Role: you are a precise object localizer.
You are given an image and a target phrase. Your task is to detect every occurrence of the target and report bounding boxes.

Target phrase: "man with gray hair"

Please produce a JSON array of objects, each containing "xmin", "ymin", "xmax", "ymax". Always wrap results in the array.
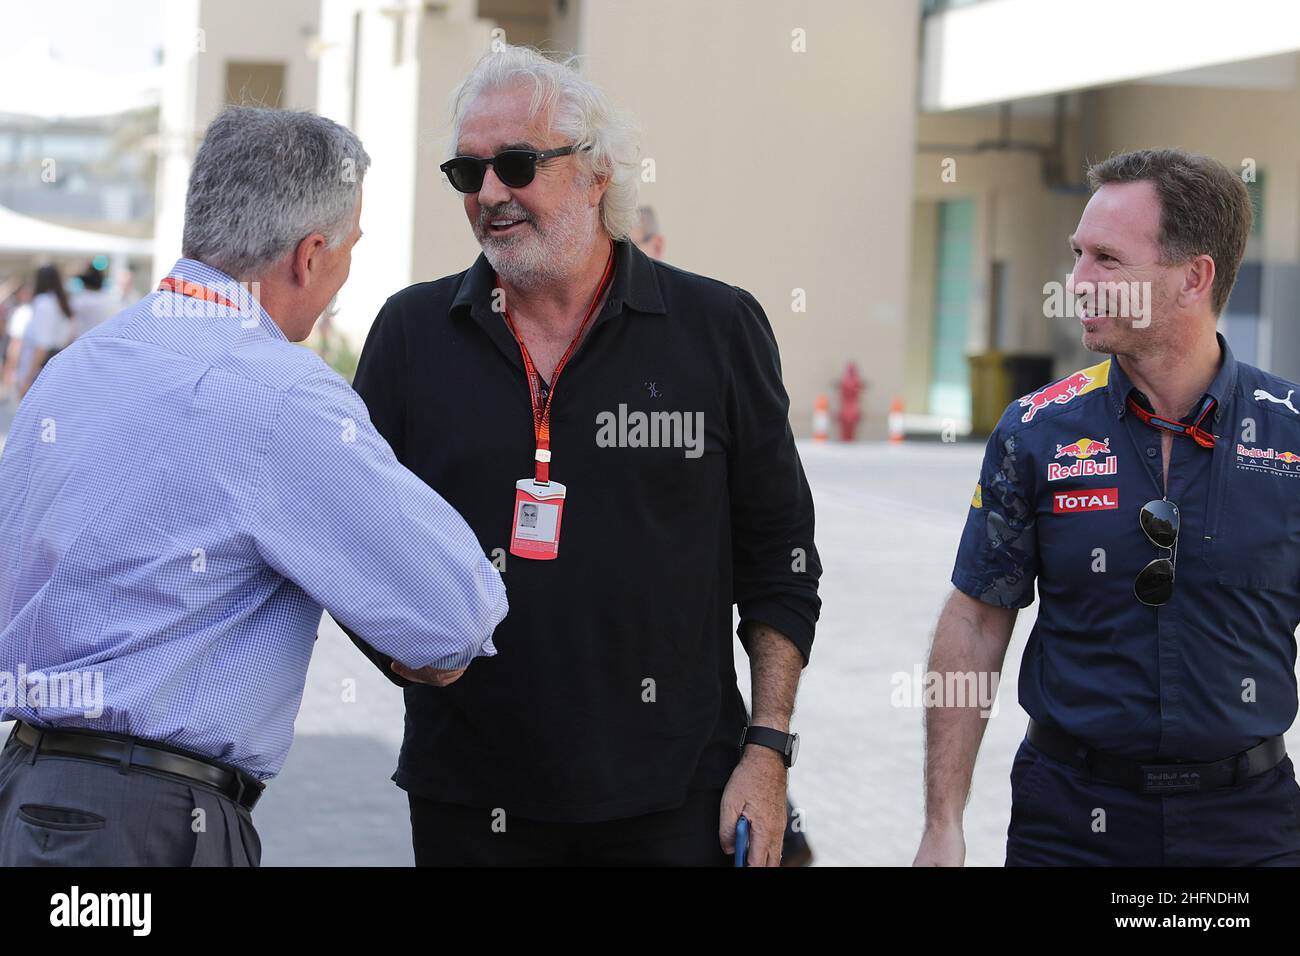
[
  {"xmin": 0, "ymin": 106, "xmax": 507, "ymax": 866},
  {"xmin": 353, "ymin": 46, "xmax": 821, "ymax": 866}
]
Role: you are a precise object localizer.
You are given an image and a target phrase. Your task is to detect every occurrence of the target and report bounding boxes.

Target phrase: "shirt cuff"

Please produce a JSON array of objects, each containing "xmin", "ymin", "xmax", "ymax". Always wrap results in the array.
[{"xmin": 737, "ymin": 602, "xmax": 816, "ymax": 665}]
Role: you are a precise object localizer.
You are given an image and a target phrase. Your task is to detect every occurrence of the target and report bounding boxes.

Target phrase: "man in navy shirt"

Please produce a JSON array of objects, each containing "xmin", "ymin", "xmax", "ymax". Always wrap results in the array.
[{"xmin": 916, "ymin": 148, "xmax": 1300, "ymax": 866}]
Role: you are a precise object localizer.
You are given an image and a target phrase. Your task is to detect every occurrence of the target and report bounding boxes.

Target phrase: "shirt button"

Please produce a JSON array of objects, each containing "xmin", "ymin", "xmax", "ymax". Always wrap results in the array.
[{"xmin": 1146, "ymin": 447, "xmax": 1158, "ymax": 458}]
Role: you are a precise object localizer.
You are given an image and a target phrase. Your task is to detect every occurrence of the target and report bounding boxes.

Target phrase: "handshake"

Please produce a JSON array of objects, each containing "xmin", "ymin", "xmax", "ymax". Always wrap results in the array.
[
  {"xmin": 337, "ymin": 620, "xmax": 473, "ymax": 689},
  {"xmin": 389, "ymin": 660, "xmax": 467, "ymax": 687}
]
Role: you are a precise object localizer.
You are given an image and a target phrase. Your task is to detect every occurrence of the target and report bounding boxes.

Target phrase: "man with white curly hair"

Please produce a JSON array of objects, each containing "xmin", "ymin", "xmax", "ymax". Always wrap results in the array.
[{"xmin": 351, "ymin": 45, "xmax": 821, "ymax": 866}]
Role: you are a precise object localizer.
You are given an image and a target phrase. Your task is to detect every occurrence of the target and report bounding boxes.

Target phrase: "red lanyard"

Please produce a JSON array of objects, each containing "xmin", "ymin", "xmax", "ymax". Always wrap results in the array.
[
  {"xmin": 1127, "ymin": 394, "xmax": 1218, "ymax": 449},
  {"xmin": 497, "ymin": 244, "xmax": 614, "ymax": 484},
  {"xmin": 157, "ymin": 277, "xmax": 237, "ymax": 309}
]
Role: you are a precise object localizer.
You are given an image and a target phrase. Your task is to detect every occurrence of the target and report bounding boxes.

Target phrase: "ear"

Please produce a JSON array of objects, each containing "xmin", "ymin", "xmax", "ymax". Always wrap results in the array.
[
  {"xmin": 292, "ymin": 232, "xmax": 330, "ymax": 287},
  {"xmin": 1180, "ymin": 253, "xmax": 1216, "ymax": 311},
  {"xmin": 586, "ymin": 170, "xmax": 610, "ymax": 208}
]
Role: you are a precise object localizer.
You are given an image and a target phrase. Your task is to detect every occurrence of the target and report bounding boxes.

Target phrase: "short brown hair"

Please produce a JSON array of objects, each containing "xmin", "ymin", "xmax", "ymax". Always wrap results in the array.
[{"xmin": 1086, "ymin": 148, "xmax": 1253, "ymax": 315}]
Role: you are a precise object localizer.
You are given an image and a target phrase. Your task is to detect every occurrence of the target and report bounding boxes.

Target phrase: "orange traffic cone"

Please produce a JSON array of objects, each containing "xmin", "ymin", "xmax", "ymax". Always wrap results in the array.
[
  {"xmin": 812, "ymin": 394, "xmax": 830, "ymax": 443},
  {"xmin": 888, "ymin": 397, "xmax": 904, "ymax": 444}
]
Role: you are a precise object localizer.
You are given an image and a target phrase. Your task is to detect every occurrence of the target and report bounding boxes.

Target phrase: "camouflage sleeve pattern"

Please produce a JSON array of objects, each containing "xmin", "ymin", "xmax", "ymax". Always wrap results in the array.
[{"xmin": 951, "ymin": 412, "xmax": 1038, "ymax": 608}]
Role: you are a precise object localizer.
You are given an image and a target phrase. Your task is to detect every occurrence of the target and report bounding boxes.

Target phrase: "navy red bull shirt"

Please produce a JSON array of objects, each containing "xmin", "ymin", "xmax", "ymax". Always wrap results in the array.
[{"xmin": 953, "ymin": 335, "xmax": 1300, "ymax": 760}]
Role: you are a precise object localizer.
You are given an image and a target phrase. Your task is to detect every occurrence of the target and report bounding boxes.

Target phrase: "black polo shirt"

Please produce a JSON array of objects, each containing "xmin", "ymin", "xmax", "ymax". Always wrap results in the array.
[{"xmin": 349, "ymin": 238, "xmax": 821, "ymax": 822}]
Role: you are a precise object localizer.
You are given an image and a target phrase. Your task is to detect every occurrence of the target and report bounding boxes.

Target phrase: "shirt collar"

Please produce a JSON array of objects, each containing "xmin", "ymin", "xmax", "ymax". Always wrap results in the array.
[
  {"xmin": 450, "ymin": 237, "xmax": 668, "ymax": 320},
  {"xmin": 161, "ymin": 258, "xmax": 285, "ymax": 341},
  {"xmin": 1106, "ymin": 331, "xmax": 1237, "ymax": 424}
]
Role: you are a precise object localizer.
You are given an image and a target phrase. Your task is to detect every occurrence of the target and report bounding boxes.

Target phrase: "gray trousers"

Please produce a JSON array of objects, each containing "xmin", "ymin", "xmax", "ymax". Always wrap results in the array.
[{"xmin": 0, "ymin": 732, "xmax": 261, "ymax": 866}]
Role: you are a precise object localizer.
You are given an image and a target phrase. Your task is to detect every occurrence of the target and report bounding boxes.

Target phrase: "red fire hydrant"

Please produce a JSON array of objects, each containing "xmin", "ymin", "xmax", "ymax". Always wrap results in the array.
[{"xmin": 837, "ymin": 362, "xmax": 863, "ymax": 441}]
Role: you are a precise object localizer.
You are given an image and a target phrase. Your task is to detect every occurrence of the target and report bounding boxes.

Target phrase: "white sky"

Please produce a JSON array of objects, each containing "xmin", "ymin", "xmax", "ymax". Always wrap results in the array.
[{"xmin": 0, "ymin": 0, "xmax": 164, "ymax": 72}]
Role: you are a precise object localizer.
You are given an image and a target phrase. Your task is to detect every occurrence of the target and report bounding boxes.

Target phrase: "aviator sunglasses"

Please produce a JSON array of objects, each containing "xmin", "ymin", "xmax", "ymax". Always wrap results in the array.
[
  {"xmin": 1135, "ymin": 498, "xmax": 1179, "ymax": 606},
  {"xmin": 440, "ymin": 143, "xmax": 590, "ymax": 193}
]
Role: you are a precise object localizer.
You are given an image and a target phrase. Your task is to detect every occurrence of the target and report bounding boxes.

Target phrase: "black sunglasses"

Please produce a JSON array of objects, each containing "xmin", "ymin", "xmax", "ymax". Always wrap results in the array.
[
  {"xmin": 1135, "ymin": 498, "xmax": 1179, "ymax": 606},
  {"xmin": 440, "ymin": 144, "xmax": 588, "ymax": 193}
]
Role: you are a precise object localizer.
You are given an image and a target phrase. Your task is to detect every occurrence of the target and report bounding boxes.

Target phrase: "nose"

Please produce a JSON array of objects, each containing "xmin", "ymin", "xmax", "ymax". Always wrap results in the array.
[
  {"xmin": 1069, "ymin": 257, "xmax": 1100, "ymax": 302},
  {"xmin": 477, "ymin": 164, "xmax": 512, "ymax": 207},
  {"xmin": 1072, "ymin": 258, "xmax": 1100, "ymax": 283}
]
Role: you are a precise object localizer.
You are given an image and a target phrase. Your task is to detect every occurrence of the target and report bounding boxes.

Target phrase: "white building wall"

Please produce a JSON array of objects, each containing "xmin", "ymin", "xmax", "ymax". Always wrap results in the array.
[
  {"xmin": 922, "ymin": 0, "xmax": 1300, "ymax": 111},
  {"xmin": 153, "ymin": 0, "xmax": 319, "ymax": 281},
  {"xmin": 317, "ymin": 0, "xmax": 497, "ymax": 344}
]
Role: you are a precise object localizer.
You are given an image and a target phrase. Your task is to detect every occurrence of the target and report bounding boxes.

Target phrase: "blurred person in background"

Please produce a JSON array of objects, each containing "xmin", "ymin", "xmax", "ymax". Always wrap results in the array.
[
  {"xmin": 352, "ymin": 45, "xmax": 821, "ymax": 867},
  {"xmin": 0, "ymin": 106, "xmax": 507, "ymax": 867},
  {"xmin": 17, "ymin": 264, "xmax": 73, "ymax": 396},
  {"xmin": 0, "ymin": 279, "xmax": 19, "ymax": 379},
  {"xmin": 113, "ymin": 263, "xmax": 141, "ymax": 307},
  {"xmin": 0, "ymin": 282, "xmax": 31, "ymax": 402},
  {"xmin": 69, "ymin": 263, "xmax": 119, "ymax": 341},
  {"xmin": 629, "ymin": 204, "xmax": 665, "ymax": 261}
]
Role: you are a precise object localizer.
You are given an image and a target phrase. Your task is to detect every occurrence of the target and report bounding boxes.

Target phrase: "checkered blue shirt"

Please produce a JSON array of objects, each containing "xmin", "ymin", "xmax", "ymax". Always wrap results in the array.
[{"xmin": 0, "ymin": 258, "xmax": 506, "ymax": 778}]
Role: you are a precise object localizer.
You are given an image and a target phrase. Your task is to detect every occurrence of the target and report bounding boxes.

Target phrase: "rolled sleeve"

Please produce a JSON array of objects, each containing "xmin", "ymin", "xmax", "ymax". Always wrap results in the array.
[
  {"xmin": 951, "ymin": 409, "xmax": 1038, "ymax": 609},
  {"xmin": 726, "ymin": 287, "xmax": 822, "ymax": 664},
  {"xmin": 249, "ymin": 367, "xmax": 507, "ymax": 670}
]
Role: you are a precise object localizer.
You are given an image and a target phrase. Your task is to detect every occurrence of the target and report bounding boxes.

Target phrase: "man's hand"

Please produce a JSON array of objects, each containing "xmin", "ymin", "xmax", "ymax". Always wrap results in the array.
[
  {"xmin": 719, "ymin": 746, "xmax": 788, "ymax": 866},
  {"xmin": 390, "ymin": 661, "xmax": 467, "ymax": 687},
  {"xmin": 913, "ymin": 822, "xmax": 965, "ymax": 866}
]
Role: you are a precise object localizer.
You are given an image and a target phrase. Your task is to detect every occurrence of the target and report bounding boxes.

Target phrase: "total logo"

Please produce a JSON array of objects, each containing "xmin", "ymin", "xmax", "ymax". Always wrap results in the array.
[
  {"xmin": 1047, "ymin": 437, "xmax": 1117, "ymax": 481},
  {"xmin": 1053, "ymin": 488, "xmax": 1119, "ymax": 514}
]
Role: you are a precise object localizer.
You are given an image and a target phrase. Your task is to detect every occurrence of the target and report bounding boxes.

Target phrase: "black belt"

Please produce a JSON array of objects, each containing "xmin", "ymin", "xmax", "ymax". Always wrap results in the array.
[
  {"xmin": 1027, "ymin": 719, "xmax": 1286, "ymax": 795},
  {"xmin": 10, "ymin": 720, "xmax": 264, "ymax": 811}
]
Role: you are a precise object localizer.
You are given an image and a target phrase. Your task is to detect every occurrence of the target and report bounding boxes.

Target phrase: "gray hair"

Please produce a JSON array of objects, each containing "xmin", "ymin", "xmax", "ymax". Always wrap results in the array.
[
  {"xmin": 449, "ymin": 46, "xmax": 641, "ymax": 240},
  {"xmin": 182, "ymin": 107, "xmax": 371, "ymax": 279}
]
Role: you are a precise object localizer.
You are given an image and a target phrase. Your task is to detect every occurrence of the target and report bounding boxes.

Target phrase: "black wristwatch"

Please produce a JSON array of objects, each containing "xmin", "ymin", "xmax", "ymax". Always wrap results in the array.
[{"xmin": 739, "ymin": 725, "xmax": 799, "ymax": 768}]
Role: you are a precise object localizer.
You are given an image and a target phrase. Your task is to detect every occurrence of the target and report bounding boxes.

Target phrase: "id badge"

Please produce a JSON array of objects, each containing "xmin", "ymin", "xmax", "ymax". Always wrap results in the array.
[{"xmin": 509, "ymin": 478, "xmax": 566, "ymax": 560}]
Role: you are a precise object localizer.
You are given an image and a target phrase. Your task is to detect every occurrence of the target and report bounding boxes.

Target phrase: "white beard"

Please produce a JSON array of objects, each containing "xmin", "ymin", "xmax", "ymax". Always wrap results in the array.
[{"xmin": 479, "ymin": 196, "xmax": 599, "ymax": 289}]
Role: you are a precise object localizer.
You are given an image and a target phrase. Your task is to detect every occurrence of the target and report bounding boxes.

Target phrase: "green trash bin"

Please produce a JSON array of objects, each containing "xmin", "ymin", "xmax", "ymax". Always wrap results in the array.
[{"xmin": 967, "ymin": 351, "xmax": 1008, "ymax": 436}]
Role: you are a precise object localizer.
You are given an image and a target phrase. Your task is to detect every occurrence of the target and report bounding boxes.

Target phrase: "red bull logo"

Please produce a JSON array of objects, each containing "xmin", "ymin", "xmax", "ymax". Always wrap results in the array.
[
  {"xmin": 1055, "ymin": 437, "xmax": 1110, "ymax": 459},
  {"xmin": 1019, "ymin": 371, "xmax": 1095, "ymax": 423},
  {"xmin": 1048, "ymin": 437, "xmax": 1116, "ymax": 481},
  {"xmin": 1236, "ymin": 444, "xmax": 1300, "ymax": 463},
  {"xmin": 1235, "ymin": 443, "xmax": 1300, "ymax": 479},
  {"xmin": 1052, "ymin": 488, "xmax": 1119, "ymax": 513}
]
